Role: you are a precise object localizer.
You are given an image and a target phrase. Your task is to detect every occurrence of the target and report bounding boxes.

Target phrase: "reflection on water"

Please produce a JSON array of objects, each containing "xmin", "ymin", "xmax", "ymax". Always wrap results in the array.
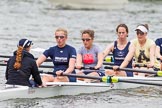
[{"xmin": 1, "ymin": 0, "xmax": 162, "ymax": 107}]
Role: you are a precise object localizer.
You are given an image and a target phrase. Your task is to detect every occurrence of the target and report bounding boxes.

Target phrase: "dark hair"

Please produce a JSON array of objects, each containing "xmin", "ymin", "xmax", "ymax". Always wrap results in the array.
[
  {"xmin": 116, "ymin": 24, "xmax": 129, "ymax": 33},
  {"xmin": 81, "ymin": 29, "xmax": 95, "ymax": 39}
]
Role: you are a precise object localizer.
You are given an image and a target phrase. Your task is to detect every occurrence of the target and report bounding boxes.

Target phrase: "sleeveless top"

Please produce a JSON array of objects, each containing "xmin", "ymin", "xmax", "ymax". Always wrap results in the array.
[{"xmin": 113, "ymin": 41, "xmax": 132, "ymax": 68}]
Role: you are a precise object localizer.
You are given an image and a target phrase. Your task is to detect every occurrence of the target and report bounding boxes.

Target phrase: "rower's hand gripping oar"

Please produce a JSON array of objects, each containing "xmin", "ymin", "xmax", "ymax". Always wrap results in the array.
[{"xmin": 104, "ymin": 65, "xmax": 162, "ymax": 77}]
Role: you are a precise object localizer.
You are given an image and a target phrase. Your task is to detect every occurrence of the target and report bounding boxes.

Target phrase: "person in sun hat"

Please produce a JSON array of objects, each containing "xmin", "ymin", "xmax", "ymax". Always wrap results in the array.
[
  {"xmin": 36, "ymin": 28, "xmax": 77, "ymax": 84},
  {"xmin": 131, "ymin": 24, "xmax": 160, "ymax": 76},
  {"xmin": 75, "ymin": 29, "xmax": 105, "ymax": 83},
  {"xmin": 103, "ymin": 24, "xmax": 135, "ymax": 77},
  {"xmin": 5, "ymin": 38, "xmax": 44, "ymax": 87}
]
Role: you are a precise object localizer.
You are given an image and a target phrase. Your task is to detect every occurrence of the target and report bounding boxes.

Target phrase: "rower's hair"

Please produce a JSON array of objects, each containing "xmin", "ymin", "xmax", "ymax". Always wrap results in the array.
[
  {"xmin": 81, "ymin": 29, "xmax": 95, "ymax": 39},
  {"xmin": 14, "ymin": 46, "xmax": 23, "ymax": 69},
  {"xmin": 55, "ymin": 28, "xmax": 68, "ymax": 37},
  {"xmin": 116, "ymin": 24, "xmax": 129, "ymax": 33}
]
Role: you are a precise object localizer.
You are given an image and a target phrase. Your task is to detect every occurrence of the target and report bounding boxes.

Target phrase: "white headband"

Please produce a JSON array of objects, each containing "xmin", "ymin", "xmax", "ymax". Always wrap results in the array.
[
  {"xmin": 22, "ymin": 39, "xmax": 29, "ymax": 48},
  {"xmin": 136, "ymin": 25, "xmax": 148, "ymax": 33}
]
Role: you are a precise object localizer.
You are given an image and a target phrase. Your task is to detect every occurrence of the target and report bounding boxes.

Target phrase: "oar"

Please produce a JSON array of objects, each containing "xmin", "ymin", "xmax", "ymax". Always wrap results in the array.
[
  {"xmin": 103, "ymin": 62, "xmax": 148, "ymax": 67},
  {"xmin": 0, "ymin": 63, "xmax": 54, "ymax": 68},
  {"xmin": 39, "ymin": 71, "xmax": 162, "ymax": 86},
  {"xmin": 103, "ymin": 62, "xmax": 114, "ymax": 65},
  {"xmin": 0, "ymin": 63, "xmax": 103, "ymax": 73},
  {"xmin": 104, "ymin": 65, "xmax": 162, "ymax": 76},
  {"xmin": 0, "ymin": 57, "xmax": 52, "ymax": 63}
]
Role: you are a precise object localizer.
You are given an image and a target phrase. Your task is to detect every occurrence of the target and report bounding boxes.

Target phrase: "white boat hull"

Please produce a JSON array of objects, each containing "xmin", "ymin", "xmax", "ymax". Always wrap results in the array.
[
  {"xmin": 49, "ymin": 0, "xmax": 128, "ymax": 10},
  {"xmin": 0, "ymin": 81, "xmax": 144, "ymax": 101}
]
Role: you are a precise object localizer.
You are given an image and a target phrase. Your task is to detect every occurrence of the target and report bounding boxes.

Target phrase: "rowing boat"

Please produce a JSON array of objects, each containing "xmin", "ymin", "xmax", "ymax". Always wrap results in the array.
[{"xmin": 0, "ymin": 80, "xmax": 151, "ymax": 101}]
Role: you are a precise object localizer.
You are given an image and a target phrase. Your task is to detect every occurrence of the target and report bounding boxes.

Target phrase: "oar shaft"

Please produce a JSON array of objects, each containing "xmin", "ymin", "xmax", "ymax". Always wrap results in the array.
[
  {"xmin": 118, "ymin": 79, "xmax": 162, "ymax": 86},
  {"xmin": 0, "ymin": 55, "xmax": 52, "ymax": 62},
  {"xmin": 103, "ymin": 62, "xmax": 114, "ymax": 65},
  {"xmin": 63, "ymin": 73, "xmax": 102, "ymax": 80},
  {"xmin": 40, "ymin": 71, "xmax": 102, "ymax": 80},
  {"xmin": 104, "ymin": 66, "xmax": 158, "ymax": 74}
]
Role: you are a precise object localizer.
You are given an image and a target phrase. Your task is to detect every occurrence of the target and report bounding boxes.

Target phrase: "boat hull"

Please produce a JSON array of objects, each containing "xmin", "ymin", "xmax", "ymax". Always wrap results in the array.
[{"xmin": 0, "ymin": 81, "xmax": 143, "ymax": 101}]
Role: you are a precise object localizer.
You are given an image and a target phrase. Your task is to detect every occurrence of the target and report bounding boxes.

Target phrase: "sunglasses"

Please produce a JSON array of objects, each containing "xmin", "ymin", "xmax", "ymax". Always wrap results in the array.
[
  {"xmin": 136, "ymin": 31, "xmax": 144, "ymax": 35},
  {"xmin": 82, "ymin": 38, "xmax": 91, "ymax": 42},
  {"xmin": 55, "ymin": 36, "xmax": 65, "ymax": 39}
]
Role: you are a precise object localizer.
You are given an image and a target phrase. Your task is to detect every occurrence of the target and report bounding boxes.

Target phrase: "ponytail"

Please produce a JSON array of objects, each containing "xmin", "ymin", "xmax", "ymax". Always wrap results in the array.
[{"xmin": 14, "ymin": 46, "xmax": 23, "ymax": 69}]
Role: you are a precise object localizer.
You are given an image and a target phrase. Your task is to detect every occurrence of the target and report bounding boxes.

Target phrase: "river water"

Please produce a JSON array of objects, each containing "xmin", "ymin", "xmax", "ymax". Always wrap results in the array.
[{"xmin": 0, "ymin": 0, "xmax": 162, "ymax": 107}]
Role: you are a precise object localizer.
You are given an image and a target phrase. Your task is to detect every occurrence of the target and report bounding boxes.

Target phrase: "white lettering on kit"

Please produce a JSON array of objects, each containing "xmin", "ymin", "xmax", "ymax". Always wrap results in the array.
[{"xmin": 55, "ymin": 57, "xmax": 67, "ymax": 62}]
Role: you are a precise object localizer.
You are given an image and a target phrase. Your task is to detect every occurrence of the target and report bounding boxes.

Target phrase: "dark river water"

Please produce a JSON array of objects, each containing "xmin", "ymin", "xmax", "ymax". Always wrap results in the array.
[{"xmin": 0, "ymin": 0, "xmax": 162, "ymax": 107}]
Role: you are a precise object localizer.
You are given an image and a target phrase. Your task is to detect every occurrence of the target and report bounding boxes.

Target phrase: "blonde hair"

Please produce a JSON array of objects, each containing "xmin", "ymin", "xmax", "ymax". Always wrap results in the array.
[
  {"xmin": 55, "ymin": 28, "xmax": 68, "ymax": 36},
  {"xmin": 14, "ymin": 46, "xmax": 23, "ymax": 69}
]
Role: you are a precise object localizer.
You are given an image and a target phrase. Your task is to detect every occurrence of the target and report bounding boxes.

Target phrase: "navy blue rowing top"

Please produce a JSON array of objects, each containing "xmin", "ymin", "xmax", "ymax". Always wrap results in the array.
[
  {"xmin": 113, "ymin": 41, "xmax": 132, "ymax": 68},
  {"xmin": 43, "ymin": 44, "xmax": 77, "ymax": 73},
  {"xmin": 155, "ymin": 38, "xmax": 162, "ymax": 55}
]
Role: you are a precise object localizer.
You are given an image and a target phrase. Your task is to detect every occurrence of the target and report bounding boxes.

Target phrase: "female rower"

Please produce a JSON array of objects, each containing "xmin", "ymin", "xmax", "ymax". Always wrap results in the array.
[
  {"xmin": 36, "ymin": 28, "xmax": 77, "ymax": 84},
  {"xmin": 75, "ymin": 29, "xmax": 104, "ymax": 82},
  {"xmin": 155, "ymin": 38, "xmax": 162, "ymax": 70},
  {"xmin": 103, "ymin": 24, "xmax": 135, "ymax": 77},
  {"xmin": 5, "ymin": 39, "xmax": 43, "ymax": 87},
  {"xmin": 132, "ymin": 24, "xmax": 160, "ymax": 76}
]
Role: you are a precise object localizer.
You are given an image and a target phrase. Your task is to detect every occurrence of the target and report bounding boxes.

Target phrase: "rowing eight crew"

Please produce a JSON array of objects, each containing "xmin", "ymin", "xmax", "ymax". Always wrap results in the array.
[{"xmin": 5, "ymin": 24, "xmax": 162, "ymax": 87}]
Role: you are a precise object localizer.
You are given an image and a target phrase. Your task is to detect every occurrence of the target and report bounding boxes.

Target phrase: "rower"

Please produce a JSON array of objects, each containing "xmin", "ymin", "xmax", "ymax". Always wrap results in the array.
[
  {"xmin": 103, "ymin": 23, "xmax": 135, "ymax": 77},
  {"xmin": 5, "ymin": 39, "xmax": 44, "ymax": 88},
  {"xmin": 75, "ymin": 29, "xmax": 105, "ymax": 83},
  {"xmin": 132, "ymin": 24, "xmax": 161, "ymax": 76}
]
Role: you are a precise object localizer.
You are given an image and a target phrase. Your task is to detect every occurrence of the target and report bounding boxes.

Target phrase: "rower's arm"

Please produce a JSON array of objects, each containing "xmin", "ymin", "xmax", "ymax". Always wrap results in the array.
[
  {"xmin": 36, "ymin": 54, "xmax": 47, "ymax": 67},
  {"xmin": 96, "ymin": 52, "xmax": 104, "ymax": 69},
  {"xmin": 103, "ymin": 43, "xmax": 114, "ymax": 58},
  {"xmin": 75, "ymin": 54, "xmax": 83, "ymax": 68},
  {"xmin": 120, "ymin": 43, "xmax": 135, "ymax": 68},
  {"xmin": 65, "ymin": 58, "xmax": 76, "ymax": 74},
  {"xmin": 149, "ymin": 44, "xmax": 156, "ymax": 67}
]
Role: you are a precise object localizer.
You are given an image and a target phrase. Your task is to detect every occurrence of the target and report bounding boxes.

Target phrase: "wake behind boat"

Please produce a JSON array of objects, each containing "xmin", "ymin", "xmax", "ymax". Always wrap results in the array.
[{"xmin": 49, "ymin": 0, "xmax": 128, "ymax": 10}]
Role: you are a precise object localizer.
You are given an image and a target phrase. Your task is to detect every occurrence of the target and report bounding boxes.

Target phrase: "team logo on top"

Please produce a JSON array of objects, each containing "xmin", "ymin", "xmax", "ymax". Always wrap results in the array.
[
  {"xmin": 60, "ymin": 50, "xmax": 63, "ymax": 53},
  {"xmin": 117, "ymin": 51, "xmax": 125, "ymax": 56}
]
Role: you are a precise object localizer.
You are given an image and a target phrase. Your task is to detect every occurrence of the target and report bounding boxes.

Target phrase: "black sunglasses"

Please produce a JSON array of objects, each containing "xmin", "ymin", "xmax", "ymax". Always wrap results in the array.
[
  {"xmin": 136, "ymin": 31, "xmax": 144, "ymax": 35},
  {"xmin": 55, "ymin": 36, "xmax": 65, "ymax": 39},
  {"xmin": 82, "ymin": 38, "xmax": 91, "ymax": 42}
]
